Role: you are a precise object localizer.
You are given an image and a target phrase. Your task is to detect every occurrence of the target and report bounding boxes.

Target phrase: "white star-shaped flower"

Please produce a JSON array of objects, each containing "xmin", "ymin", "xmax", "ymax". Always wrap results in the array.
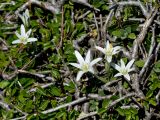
[
  {"xmin": 113, "ymin": 59, "xmax": 135, "ymax": 81},
  {"xmin": 70, "ymin": 50, "xmax": 102, "ymax": 81},
  {"xmin": 18, "ymin": 9, "xmax": 30, "ymax": 27},
  {"xmin": 95, "ymin": 41, "xmax": 121, "ymax": 63},
  {"xmin": 12, "ymin": 24, "xmax": 37, "ymax": 45}
]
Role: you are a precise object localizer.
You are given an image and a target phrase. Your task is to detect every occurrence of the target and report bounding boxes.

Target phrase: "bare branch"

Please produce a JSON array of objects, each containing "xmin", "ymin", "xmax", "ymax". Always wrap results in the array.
[
  {"xmin": 132, "ymin": 8, "xmax": 158, "ymax": 59},
  {"xmin": 77, "ymin": 93, "xmax": 135, "ymax": 120},
  {"xmin": 28, "ymin": 82, "xmax": 54, "ymax": 93},
  {"xmin": 77, "ymin": 111, "xmax": 97, "ymax": 120},
  {"xmin": 108, "ymin": 93, "xmax": 135, "ymax": 109},
  {"xmin": 15, "ymin": 0, "xmax": 60, "ymax": 15},
  {"xmin": 10, "ymin": 115, "xmax": 27, "ymax": 120},
  {"xmin": 0, "ymin": 101, "xmax": 11, "ymax": 111},
  {"xmin": 117, "ymin": 1, "xmax": 149, "ymax": 17},
  {"xmin": 72, "ymin": 0, "xmax": 100, "ymax": 11},
  {"xmin": 39, "ymin": 97, "xmax": 88, "ymax": 114}
]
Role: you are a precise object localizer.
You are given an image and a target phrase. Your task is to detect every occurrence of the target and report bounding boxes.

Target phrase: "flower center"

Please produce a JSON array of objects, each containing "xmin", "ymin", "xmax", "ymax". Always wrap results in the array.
[
  {"xmin": 21, "ymin": 36, "xmax": 27, "ymax": 42},
  {"xmin": 105, "ymin": 43, "xmax": 113, "ymax": 56},
  {"xmin": 82, "ymin": 63, "xmax": 89, "ymax": 72},
  {"xmin": 120, "ymin": 69, "xmax": 128, "ymax": 75},
  {"xmin": 105, "ymin": 49, "xmax": 112, "ymax": 56}
]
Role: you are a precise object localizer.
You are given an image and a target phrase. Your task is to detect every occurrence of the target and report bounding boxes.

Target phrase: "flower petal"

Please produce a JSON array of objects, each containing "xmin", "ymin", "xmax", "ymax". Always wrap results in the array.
[
  {"xmin": 75, "ymin": 51, "xmax": 84, "ymax": 64},
  {"xmin": 106, "ymin": 55, "xmax": 112, "ymax": 63},
  {"xmin": 126, "ymin": 59, "xmax": 135, "ymax": 69},
  {"xmin": 105, "ymin": 41, "xmax": 110, "ymax": 48},
  {"xmin": 111, "ymin": 63, "xmax": 121, "ymax": 71},
  {"xmin": 27, "ymin": 38, "xmax": 37, "ymax": 42},
  {"xmin": 24, "ymin": 9, "xmax": 29, "ymax": 18},
  {"xmin": 76, "ymin": 71, "xmax": 85, "ymax": 81},
  {"xmin": 15, "ymin": 31, "xmax": 21, "ymax": 39},
  {"xmin": 22, "ymin": 41, "xmax": 28, "ymax": 45},
  {"xmin": 85, "ymin": 50, "xmax": 91, "ymax": 64},
  {"xmin": 114, "ymin": 73, "xmax": 123, "ymax": 77},
  {"xmin": 90, "ymin": 58, "xmax": 102, "ymax": 66},
  {"xmin": 18, "ymin": 14, "xmax": 25, "ymax": 24},
  {"xmin": 128, "ymin": 68, "xmax": 135, "ymax": 73},
  {"xmin": 95, "ymin": 46, "xmax": 105, "ymax": 54},
  {"xmin": 20, "ymin": 24, "xmax": 26, "ymax": 36},
  {"xmin": 120, "ymin": 59, "xmax": 125, "ymax": 69},
  {"xmin": 69, "ymin": 63, "xmax": 81, "ymax": 69},
  {"xmin": 12, "ymin": 39, "xmax": 21, "ymax": 44},
  {"xmin": 26, "ymin": 29, "xmax": 32, "ymax": 37},
  {"xmin": 89, "ymin": 66, "xmax": 94, "ymax": 74},
  {"xmin": 124, "ymin": 74, "xmax": 130, "ymax": 81},
  {"xmin": 113, "ymin": 46, "xmax": 121, "ymax": 54}
]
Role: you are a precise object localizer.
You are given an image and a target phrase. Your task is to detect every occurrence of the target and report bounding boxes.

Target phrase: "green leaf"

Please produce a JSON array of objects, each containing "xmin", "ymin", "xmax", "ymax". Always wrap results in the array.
[
  {"xmin": 87, "ymin": 13, "xmax": 93, "ymax": 19},
  {"xmin": 25, "ymin": 100, "xmax": 34, "ymax": 112},
  {"xmin": 69, "ymin": 110, "xmax": 78, "ymax": 120},
  {"xmin": 56, "ymin": 111, "xmax": 66, "ymax": 118},
  {"xmin": 154, "ymin": 60, "xmax": 160, "ymax": 72},
  {"xmin": 18, "ymin": 92, "xmax": 26, "ymax": 103},
  {"xmin": 102, "ymin": 99, "xmax": 111, "ymax": 108},
  {"xmin": 146, "ymin": 90, "xmax": 153, "ymax": 98},
  {"xmin": 66, "ymin": 95, "xmax": 72, "ymax": 103},
  {"xmin": 51, "ymin": 100, "xmax": 57, "ymax": 107},
  {"xmin": 116, "ymin": 108, "xmax": 125, "ymax": 116},
  {"xmin": 128, "ymin": 33, "xmax": 136, "ymax": 39},
  {"xmin": 112, "ymin": 29, "xmax": 124, "ymax": 37},
  {"xmin": 40, "ymin": 100, "xmax": 50, "ymax": 110},
  {"xmin": 130, "ymin": 107, "xmax": 138, "ymax": 114},
  {"xmin": 50, "ymin": 86, "xmax": 61, "ymax": 96},
  {"xmin": 149, "ymin": 98, "xmax": 157, "ymax": 106},
  {"xmin": 125, "ymin": 26, "xmax": 131, "ymax": 33},
  {"xmin": 0, "ymin": 81, "xmax": 10, "ymax": 89},
  {"xmin": 64, "ymin": 82, "xmax": 75, "ymax": 93},
  {"xmin": 126, "ymin": 114, "xmax": 131, "ymax": 120},
  {"xmin": 51, "ymin": 69, "xmax": 60, "ymax": 79},
  {"xmin": 76, "ymin": 23, "xmax": 84, "ymax": 33},
  {"xmin": 98, "ymin": 108, "xmax": 106, "ymax": 115},
  {"xmin": 135, "ymin": 60, "xmax": 145, "ymax": 67},
  {"xmin": 19, "ymin": 78, "xmax": 34, "ymax": 88},
  {"xmin": 150, "ymin": 80, "xmax": 160, "ymax": 90},
  {"xmin": 49, "ymin": 54, "xmax": 61, "ymax": 64},
  {"xmin": 36, "ymin": 87, "xmax": 47, "ymax": 96}
]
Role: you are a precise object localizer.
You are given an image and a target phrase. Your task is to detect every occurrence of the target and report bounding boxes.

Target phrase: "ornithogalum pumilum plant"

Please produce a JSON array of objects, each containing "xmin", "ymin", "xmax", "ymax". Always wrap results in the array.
[
  {"xmin": 112, "ymin": 59, "xmax": 135, "ymax": 81},
  {"xmin": 18, "ymin": 9, "xmax": 30, "ymax": 27},
  {"xmin": 12, "ymin": 24, "xmax": 37, "ymax": 45},
  {"xmin": 70, "ymin": 50, "xmax": 102, "ymax": 81},
  {"xmin": 3, "ymin": 1, "xmax": 160, "ymax": 119},
  {"xmin": 95, "ymin": 41, "xmax": 121, "ymax": 63}
]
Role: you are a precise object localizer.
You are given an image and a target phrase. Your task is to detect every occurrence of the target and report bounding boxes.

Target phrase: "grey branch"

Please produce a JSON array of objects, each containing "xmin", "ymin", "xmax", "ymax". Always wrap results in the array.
[
  {"xmin": 139, "ymin": 54, "xmax": 154, "ymax": 85},
  {"xmin": 77, "ymin": 111, "xmax": 97, "ymax": 120},
  {"xmin": 37, "ymin": 94, "xmax": 114, "ymax": 115},
  {"xmin": 108, "ymin": 93, "xmax": 135, "ymax": 109},
  {"xmin": 117, "ymin": 1, "xmax": 148, "ymax": 17},
  {"xmin": 40, "ymin": 97, "xmax": 88, "ymax": 114},
  {"xmin": 77, "ymin": 93, "xmax": 135, "ymax": 120},
  {"xmin": 0, "ymin": 101, "xmax": 11, "ymax": 111},
  {"xmin": 10, "ymin": 115, "xmax": 27, "ymax": 120},
  {"xmin": 132, "ymin": 8, "xmax": 158, "ymax": 59},
  {"xmin": 28, "ymin": 82, "xmax": 54, "ymax": 93},
  {"xmin": 15, "ymin": 0, "xmax": 60, "ymax": 15},
  {"xmin": 72, "ymin": 0, "xmax": 100, "ymax": 11}
]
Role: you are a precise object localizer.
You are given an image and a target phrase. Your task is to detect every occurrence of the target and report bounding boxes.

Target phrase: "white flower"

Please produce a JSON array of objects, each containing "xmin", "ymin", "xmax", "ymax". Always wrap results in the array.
[
  {"xmin": 95, "ymin": 41, "xmax": 121, "ymax": 63},
  {"xmin": 12, "ymin": 24, "xmax": 37, "ymax": 45},
  {"xmin": 18, "ymin": 9, "xmax": 30, "ymax": 27},
  {"xmin": 113, "ymin": 59, "xmax": 135, "ymax": 81},
  {"xmin": 70, "ymin": 50, "xmax": 102, "ymax": 81}
]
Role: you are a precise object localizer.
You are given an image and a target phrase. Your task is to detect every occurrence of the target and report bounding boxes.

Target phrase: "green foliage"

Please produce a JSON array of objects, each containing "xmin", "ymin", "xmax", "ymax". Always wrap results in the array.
[{"xmin": 0, "ymin": 0, "xmax": 160, "ymax": 120}]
